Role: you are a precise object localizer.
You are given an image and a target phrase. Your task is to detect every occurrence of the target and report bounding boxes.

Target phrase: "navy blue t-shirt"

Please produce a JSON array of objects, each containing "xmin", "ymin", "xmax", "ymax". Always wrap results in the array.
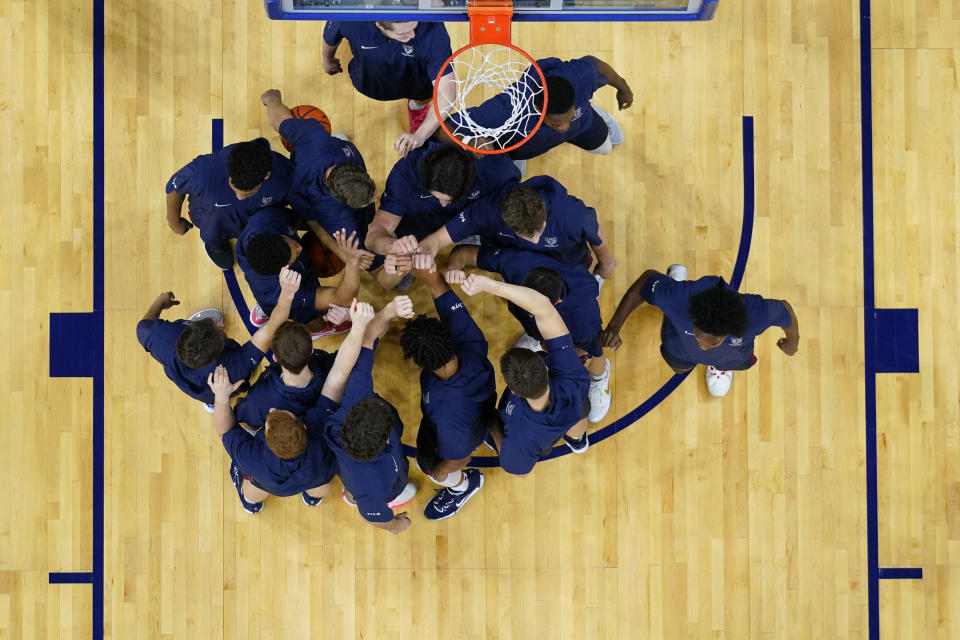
[
  {"xmin": 221, "ymin": 422, "xmax": 337, "ymax": 497},
  {"xmin": 380, "ymin": 140, "xmax": 520, "ymax": 241},
  {"xmin": 234, "ymin": 350, "xmax": 337, "ymax": 428},
  {"xmin": 451, "ymin": 57, "xmax": 609, "ymax": 160},
  {"xmin": 279, "ymin": 118, "xmax": 375, "ymax": 241},
  {"xmin": 445, "ymin": 176, "xmax": 601, "ymax": 265},
  {"xmin": 136, "ymin": 319, "xmax": 265, "ymax": 403},
  {"xmin": 165, "ymin": 139, "xmax": 295, "ymax": 244},
  {"xmin": 643, "ymin": 274, "xmax": 792, "ymax": 368},
  {"xmin": 322, "ymin": 21, "xmax": 452, "ymax": 102},
  {"xmin": 498, "ymin": 334, "xmax": 591, "ymax": 475},
  {"xmin": 419, "ymin": 290, "xmax": 497, "ymax": 460},
  {"xmin": 309, "ymin": 347, "xmax": 409, "ymax": 523},
  {"xmin": 234, "ymin": 207, "xmax": 322, "ymax": 325},
  {"xmin": 476, "ymin": 247, "xmax": 601, "ymax": 349}
]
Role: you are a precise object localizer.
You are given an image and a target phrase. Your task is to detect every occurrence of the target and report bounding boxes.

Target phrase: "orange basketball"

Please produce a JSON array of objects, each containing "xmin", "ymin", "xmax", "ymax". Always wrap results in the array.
[
  {"xmin": 280, "ymin": 105, "xmax": 332, "ymax": 152},
  {"xmin": 300, "ymin": 230, "xmax": 345, "ymax": 278}
]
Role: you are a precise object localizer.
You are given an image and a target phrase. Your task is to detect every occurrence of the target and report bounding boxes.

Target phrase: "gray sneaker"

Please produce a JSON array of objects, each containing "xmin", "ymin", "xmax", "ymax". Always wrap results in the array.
[
  {"xmin": 666, "ymin": 264, "xmax": 688, "ymax": 282},
  {"xmin": 189, "ymin": 308, "xmax": 224, "ymax": 324}
]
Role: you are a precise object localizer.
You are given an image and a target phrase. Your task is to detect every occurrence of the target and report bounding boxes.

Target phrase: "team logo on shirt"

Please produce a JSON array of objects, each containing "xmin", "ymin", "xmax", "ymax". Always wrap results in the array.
[
  {"xmin": 543, "ymin": 236, "xmax": 558, "ymax": 247},
  {"xmin": 730, "ymin": 337, "xmax": 743, "ymax": 345},
  {"xmin": 342, "ymin": 146, "xmax": 354, "ymax": 158},
  {"xmin": 505, "ymin": 402, "xmax": 515, "ymax": 416},
  {"xmin": 572, "ymin": 107, "xmax": 583, "ymax": 121},
  {"xmin": 450, "ymin": 302, "xmax": 464, "ymax": 312},
  {"xmin": 401, "ymin": 44, "xmax": 415, "ymax": 56},
  {"xmin": 261, "ymin": 196, "xmax": 274, "ymax": 205},
  {"xmin": 468, "ymin": 190, "xmax": 481, "ymax": 199},
  {"xmin": 458, "ymin": 212, "xmax": 468, "ymax": 223}
]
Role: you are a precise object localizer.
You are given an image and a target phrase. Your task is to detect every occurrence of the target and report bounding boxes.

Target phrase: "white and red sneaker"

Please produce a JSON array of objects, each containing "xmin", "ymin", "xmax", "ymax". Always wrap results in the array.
[
  {"xmin": 249, "ymin": 304, "xmax": 269, "ymax": 327},
  {"xmin": 705, "ymin": 365, "xmax": 733, "ymax": 397},
  {"xmin": 388, "ymin": 482, "xmax": 418, "ymax": 509},
  {"xmin": 311, "ymin": 320, "xmax": 352, "ymax": 340}
]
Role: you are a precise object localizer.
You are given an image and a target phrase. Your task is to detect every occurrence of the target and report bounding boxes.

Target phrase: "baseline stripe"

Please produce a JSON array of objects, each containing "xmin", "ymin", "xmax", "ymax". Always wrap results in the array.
[
  {"xmin": 878, "ymin": 567, "xmax": 923, "ymax": 580},
  {"xmin": 49, "ymin": 572, "xmax": 94, "ymax": 584}
]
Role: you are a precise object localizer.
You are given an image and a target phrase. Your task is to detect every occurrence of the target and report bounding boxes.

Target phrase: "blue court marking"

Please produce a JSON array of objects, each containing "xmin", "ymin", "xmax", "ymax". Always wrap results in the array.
[
  {"xmin": 872, "ymin": 308, "xmax": 919, "ymax": 374},
  {"xmin": 46, "ymin": 2, "xmax": 105, "ymax": 640},
  {"xmin": 49, "ymin": 313, "xmax": 96, "ymax": 377},
  {"xmin": 859, "ymin": 2, "xmax": 923, "ymax": 638}
]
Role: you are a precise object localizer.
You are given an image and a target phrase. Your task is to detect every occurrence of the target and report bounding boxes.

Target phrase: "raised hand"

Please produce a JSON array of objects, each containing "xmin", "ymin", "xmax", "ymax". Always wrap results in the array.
[
  {"xmin": 260, "ymin": 89, "xmax": 282, "ymax": 105},
  {"xmin": 386, "ymin": 295, "xmax": 415, "ymax": 319},
  {"xmin": 444, "ymin": 269, "xmax": 466, "ymax": 285},
  {"xmin": 334, "ymin": 228, "xmax": 376, "ymax": 270},
  {"xmin": 323, "ymin": 303, "xmax": 349, "ymax": 326},
  {"xmin": 154, "ymin": 292, "xmax": 180, "ymax": 310},
  {"xmin": 599, "ymin": 327, "xmax": 622, "ymax": 351},
  {"xmin": 390, "ymin": 235, "xmax": 421, "ymax": 256},
  {"xmin": 384, "ymin": 253, "xmax": 413, "ymax": 276},
  {"xmin": 206, "ymin": 364, "xmax": 245, "ymax": 400},
  {"xmin": 411, "ymin": 252, "xmax": 436, "ymax": 274},
  {"xmin": 460, "ymin": 273, "xmax": 495, "ymax": 297},
  {"xmin": 278, "ymin": 265, "xmax": 302, "ymax": 296},
  {"xmin": 349, "ymin": 298, "xmax": 376, "ymax": 331}
]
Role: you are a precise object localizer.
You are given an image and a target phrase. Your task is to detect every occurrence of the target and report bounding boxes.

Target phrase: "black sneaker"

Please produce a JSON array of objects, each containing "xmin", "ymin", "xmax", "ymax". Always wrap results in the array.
[
  {"xmin": 562, "ymin": 432, "xmax": 590, "ymax": 454},
  {"xmin": 301, "ymin": 491, "xmax": 323, "ymax": 507},
  {"xmin": 203, "ymin": 241, "xmax": 235, "ymax": 270},
  {"xmin": 423, "ymin": 469, "xmax": 484, "ymax": 521},
  {"xmin": 229, "ymin": 460, "xmax": 263, "ymax": 514}
]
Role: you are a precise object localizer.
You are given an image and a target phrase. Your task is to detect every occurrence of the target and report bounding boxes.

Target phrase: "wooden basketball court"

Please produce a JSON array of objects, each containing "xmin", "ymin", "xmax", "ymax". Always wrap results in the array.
[{"xmin": 2, "ymin": 0, "xmax": 957, "ymax": 637}]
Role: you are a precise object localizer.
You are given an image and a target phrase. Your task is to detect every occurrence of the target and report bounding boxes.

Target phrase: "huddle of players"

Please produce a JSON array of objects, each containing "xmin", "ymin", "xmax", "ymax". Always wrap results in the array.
[{"xmin": 141, "ymin": 20, "xmax": 801, "ymax": 532}]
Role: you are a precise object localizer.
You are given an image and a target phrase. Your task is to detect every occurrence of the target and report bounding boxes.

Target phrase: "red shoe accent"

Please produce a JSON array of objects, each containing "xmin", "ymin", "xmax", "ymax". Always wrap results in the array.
[
  {"xmin": 311, "ymin": 320, "xmax": 352, "ymax": 339},
  {"xmin": 407, "ymin": 101, "xmax": 430, "ymax": 133}
]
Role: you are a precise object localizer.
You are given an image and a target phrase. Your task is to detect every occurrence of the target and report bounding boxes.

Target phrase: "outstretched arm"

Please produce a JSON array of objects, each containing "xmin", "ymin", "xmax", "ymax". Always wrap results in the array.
[
  {"xmin": 314, "ymin": 230, "xmax": 371, "ymax": 310},
  {"xmin": 362, "ymin": 295, "xmax": 416, "ymax": 349},
  {"xmin": 250, "ymin": 266, "xmax": 301, "ymax": 353},
  {"xmin": 260, "ymin": 89, "xmax": 294, "ymax": 133},
  {"xmin": 599, "ymin": 268, "xmax": 660, "ymax": 351},
  {"xmin": 142, "ymin": 292, "xmax": 179, "ymax": 321},
  {"xmin": 410, "ymin": 253, "xmax": 450, "ymax": 299},
  {"xmin": 322, "ymin": 40, "xmax": 343, "ymax": 75},
  {"xmin": 419, "ymin": 226, "xmax": 454, "ymax": 259},
  {"xmin": 394, "ymin": 72, "xmax": 456, "ymax": 156},
  {"xmin": 207, "ymin": 365, "xmax": 245, "ymax": 437},
  {"xmin": 460, "ymin": 274, "xmax": 567, "ymax": 341},
  {"xmin": 588, "ymin": 56, "xmax": 633, "ymax": 110},
  {"xmin": 777, "ymin": 300, "xmax": 800, "ymax": 356},
  {"xmin": 319, "ymin": 300, "xmax": 376, "ymax": 404},
  {"xmin": 444, "ymin": 245, "xmax": 479, "ymax": 284}
]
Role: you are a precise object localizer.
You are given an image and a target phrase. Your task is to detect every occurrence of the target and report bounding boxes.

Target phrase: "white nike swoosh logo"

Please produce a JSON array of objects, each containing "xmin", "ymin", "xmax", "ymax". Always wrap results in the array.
[
  {"xmin": 214, "ymin": 203, "xmax": 231, "ymax": 207},
  {"xmin": 684, "ymin": 331, "xmax": 695, "ymax": 336},
  {"xmin": 360, "ymin": 45, "xmax": 377, "ymax": 49},
  {"xmin": 498, "ymin": 232, "xmax": 512, "ymax": 237},
  {"xmin": 419, "ymin": 195, "xmax": 432, "ymax": 199}
]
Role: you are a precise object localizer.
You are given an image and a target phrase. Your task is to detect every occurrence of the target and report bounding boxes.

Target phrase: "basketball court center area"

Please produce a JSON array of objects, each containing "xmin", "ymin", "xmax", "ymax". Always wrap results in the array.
[{"xmin": 1, "ymin": 0, "xmax": 959, "ymax": 638}]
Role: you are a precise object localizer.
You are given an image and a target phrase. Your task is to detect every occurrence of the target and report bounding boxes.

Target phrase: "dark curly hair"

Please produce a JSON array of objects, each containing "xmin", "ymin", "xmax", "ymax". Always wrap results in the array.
[
  {"xmin": 227, "ymin": 139, "xmax": 273, "ymax": 191},
  {"xmin": 522, "ymin": 267, "xmax": 563, "ymax": 304},
  {"xmin": 326, "ymin": 163, "xmax": 376, "ymax": 209},
  {"xmin": 687, "ymin": 285, "xmax": 749, "ymax": 338},
  {"xmin": 534, "ymin": 76, "xmax": 576, "ymax": 115},
  {"xmin": 272, "ymin": 322, "xmax": 313, "ymax": 373},
  {"xmin": 400, "ymin": 314, "xmax": 458, "ymax": 371},
  {"xmin": 500, "ymin": 347, "xmax": 549, "ymax": 399},
  {"xmin": 342, "ymin": 397, "xmax": 396, "ymax": 462},
  {"xmin": 265, "ymin": 410, "xmax": 308, "ymax": 459},
  {"xmin": 175, "ymin": 318, "xmax": 226, "ymax": 369},
  {"xmin": 501, "ymin": 186, "xmax": 547, "ymax": 237},
  {"xmin": 245, "ymin": 232, "xmax": 295, "ymax": 276},
  {"xmin": 420, "ymin": 145, "xmax": 475, "ymax": 202}
]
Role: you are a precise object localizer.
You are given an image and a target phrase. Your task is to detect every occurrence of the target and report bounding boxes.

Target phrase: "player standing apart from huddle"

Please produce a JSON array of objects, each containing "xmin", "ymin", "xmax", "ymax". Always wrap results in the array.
[
  {"xmin": 600, "ymin": 265, "xmax": 800, "ymax": 397},
  {"xmin": 322, "ymin": 20, "xmax": 456, "ymax": 155},
  {"xmin": 460, "ymin": 274, "xmax": 591, "ymax": 477}
]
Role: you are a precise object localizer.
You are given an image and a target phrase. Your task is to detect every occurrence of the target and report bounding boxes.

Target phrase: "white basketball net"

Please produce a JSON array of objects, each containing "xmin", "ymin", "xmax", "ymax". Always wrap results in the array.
[{"xmin": 439, "ymin": 44, "xmax": 545, "ymax": 153}]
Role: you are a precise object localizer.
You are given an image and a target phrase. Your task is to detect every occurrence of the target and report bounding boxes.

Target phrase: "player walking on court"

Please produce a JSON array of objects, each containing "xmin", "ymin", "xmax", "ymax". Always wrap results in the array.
[{"xmin": 600, "ymin": 265, "xmax": 800, "ymax": 396}]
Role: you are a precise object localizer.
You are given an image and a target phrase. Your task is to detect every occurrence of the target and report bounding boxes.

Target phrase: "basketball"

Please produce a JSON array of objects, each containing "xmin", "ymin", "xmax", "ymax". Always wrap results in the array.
[
  {"xmin": 299, "ymin": 229, "xmax": 345, "ymax": 278},
  {"xmin": 280, "ymin": 105, "xmax": 332, "ymax": 152}
]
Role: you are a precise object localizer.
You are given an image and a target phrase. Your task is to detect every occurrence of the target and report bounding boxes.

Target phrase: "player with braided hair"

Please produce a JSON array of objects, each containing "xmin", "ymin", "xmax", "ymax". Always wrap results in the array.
[
  {"xmin": 398, "ymin": 254, "xmax": 495, "ymax": 520},
  {"xmin": 600, "ymin": 266, "xmax": 800, "ymax": 397}
]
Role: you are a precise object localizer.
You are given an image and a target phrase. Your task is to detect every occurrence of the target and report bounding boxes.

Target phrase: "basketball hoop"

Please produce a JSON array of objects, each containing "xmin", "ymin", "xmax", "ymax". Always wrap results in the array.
[{"xmin": 433, "ymin": 0, "xmax": 548, "ymax": 155}]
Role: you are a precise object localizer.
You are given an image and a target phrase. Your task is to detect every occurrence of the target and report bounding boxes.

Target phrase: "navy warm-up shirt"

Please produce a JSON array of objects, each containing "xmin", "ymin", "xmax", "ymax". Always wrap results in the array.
[
  {"xmin": 221, "ymin": 422, "xmax": 337, "ymax": 497},
  {"xmin": 445, "ymin": 176, "xmax": 601, "ymax": 265},
  {"xmin": 234, "ymin": 207, "xmax": 322, "ymax": 325},
  {"xmin": 136, "ymin": 319, "xmax": 264, "ymax": 403},
  {"xmin": 279, "ymin": 118, "xmax": 375, "ymax": 241},
  {"xmin": 234, "ymin": 350, "xmax": 338, "ymax": 428},
  {"xmin": 642, "ymin": 274, "xmax": 792, "ymax": 369},
  {"xmin": 311, "ymin": 347, "xmax": 409, "ymax": 523},
  {"xmin": 498, "ymin": 334, "xmax": 591, "ymax": 475},
  {"xmin": 419, "ymin": 290, "xmax": 497, "ymax": 460},
  {"xmin": 322, "ymin": 21, "xmax": 452, "ymax": 101},
  {"xmin": 476, "ymin": 247, "xmax": 601, "ymax": 349},
  {"xmin": 165, "ymin": 139, "xmax": 294, "ymax": 244},
  {"xmin": 451, "ymin": 56, "xmax": 610, "ymax": 160},
  {"xmin": 379, "ymin": 140, "xmax": 520, "ymax": 241}
]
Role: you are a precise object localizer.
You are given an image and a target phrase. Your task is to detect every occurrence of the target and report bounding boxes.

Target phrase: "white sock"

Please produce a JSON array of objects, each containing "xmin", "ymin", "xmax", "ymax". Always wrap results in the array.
[
  {"xmin": 432, "ymin": 469, "xmax": 465, "ymax": 489},
  {"xmin": 408, "ymin": 99, "xmax": 428, "ymax": 110}
]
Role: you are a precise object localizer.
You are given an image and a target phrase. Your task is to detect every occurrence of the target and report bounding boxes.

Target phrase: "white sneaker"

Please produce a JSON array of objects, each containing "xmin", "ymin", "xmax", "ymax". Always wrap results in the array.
[
  {"xmin": 592, "ymin": 104, "xmax": 623, "ymax": 146},
  {"xmin": 666, "ymin": 264, "xmax": 688, "ymax": 282},
  {"xmin": 512, "ymin": 158, "xmax": 526, "ymax": 178},
  {"xmin": 388, "ymin": 482, "xmax": 418, "ymax": 509},
  {"xmin": 705, "ymin": 365, "xmax": 733, "ymax": 397},
  {"xmin": 514, "ymin": 333, "xmax": 544, "ymax": 352},
  {"xmin": 189, "ymin": 308, "xmax": 224, "ymax": 324},
  {"xmin": 587, "ymin": 359, "xmax": 612, "ymax": 423},
  {"xmin": 331, "ymin": 131, "xmax": 349, "ymax": 141}
]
